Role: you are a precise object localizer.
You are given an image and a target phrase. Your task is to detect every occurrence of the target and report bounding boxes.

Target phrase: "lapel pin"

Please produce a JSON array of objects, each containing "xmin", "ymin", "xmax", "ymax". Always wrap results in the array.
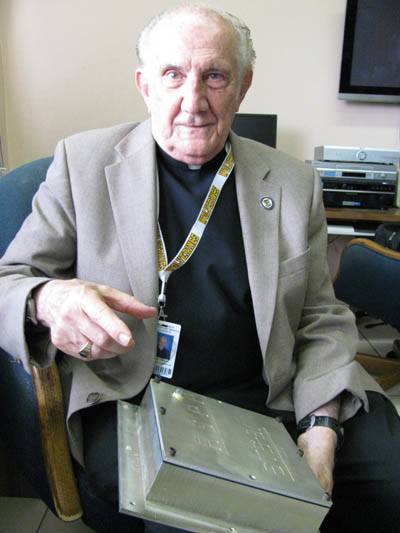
[{"xmin": 260, "ymin": 196, "xmax": 274, "ymax": 210}]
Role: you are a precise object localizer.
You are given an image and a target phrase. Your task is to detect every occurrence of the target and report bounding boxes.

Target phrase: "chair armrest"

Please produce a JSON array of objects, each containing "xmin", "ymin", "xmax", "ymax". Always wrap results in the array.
[
  {"xmin": 31, "ymin": 362, "xmax": 82, "ymax": 521},
  {"xmin": 348, "ymin": 238, "xmax": 400, "ymax": 261},
  {"xmin": 356, "ymin": 352, "xmax": 400, "ymax": 391}
]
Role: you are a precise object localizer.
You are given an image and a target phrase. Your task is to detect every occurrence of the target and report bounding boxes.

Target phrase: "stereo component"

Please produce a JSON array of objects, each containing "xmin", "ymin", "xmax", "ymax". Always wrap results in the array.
[
  {"xmin": 314, "ymin": 146, "xmax": 400, "ymax": 166},
  {"xmin": 310, "ymin": 160, "xmax": 398, "ymax": 210}
]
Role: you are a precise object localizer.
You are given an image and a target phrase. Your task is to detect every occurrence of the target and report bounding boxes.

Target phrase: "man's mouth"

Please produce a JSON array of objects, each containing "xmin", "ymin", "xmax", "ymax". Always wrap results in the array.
[{"xmin": 176, "ymin": 123, "xmax": 214, "ymax": 128}]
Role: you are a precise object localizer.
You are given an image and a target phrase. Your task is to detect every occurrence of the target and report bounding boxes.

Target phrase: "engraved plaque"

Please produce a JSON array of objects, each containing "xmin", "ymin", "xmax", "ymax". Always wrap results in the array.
[{"xmin": 118, "ymin": 380, "xmax": 331, "ymax": 532}]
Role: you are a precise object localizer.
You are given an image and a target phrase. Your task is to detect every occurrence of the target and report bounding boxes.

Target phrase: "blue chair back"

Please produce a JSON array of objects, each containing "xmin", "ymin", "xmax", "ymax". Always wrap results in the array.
[
  {"xmin": 334, "ymin": 238, "xmax": 400, "ymax": 330},
  {"xmin": 0, "ymin": 157, "xmax": 53, "ymax": 257},
  {"xmin": 0, "ymin": 157, "xmax": 54, "ymax": 506}
]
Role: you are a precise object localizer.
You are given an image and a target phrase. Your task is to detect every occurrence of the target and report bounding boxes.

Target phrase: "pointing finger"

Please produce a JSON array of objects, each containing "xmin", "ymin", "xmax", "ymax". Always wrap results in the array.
[{"xmin": 100, "ymin": 286, "xmax": 157, "ymax": 319}]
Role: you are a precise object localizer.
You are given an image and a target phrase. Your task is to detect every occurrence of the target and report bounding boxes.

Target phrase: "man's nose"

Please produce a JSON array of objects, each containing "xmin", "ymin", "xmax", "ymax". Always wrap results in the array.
[{"xmin": 180, "ymin": 77, "xmax": 209, "ymax": 113}]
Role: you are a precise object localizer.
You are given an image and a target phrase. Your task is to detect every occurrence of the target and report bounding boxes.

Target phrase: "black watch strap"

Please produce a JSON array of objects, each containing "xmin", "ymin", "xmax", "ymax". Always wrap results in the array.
[
  {"xmin": 25, "ymin": 293, "xmax": 48, "ymax": 332},
  {"xmin": 26, "ymin": 295, "xmax": 39, "ymax": 326},
  {"xmin": 297, "ymin": 415, "xmax": 344, "ymax": 449}
]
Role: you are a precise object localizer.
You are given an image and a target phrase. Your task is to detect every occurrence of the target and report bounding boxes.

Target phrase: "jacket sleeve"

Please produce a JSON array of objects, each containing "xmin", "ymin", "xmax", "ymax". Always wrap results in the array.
[
  {"xmin": 292, "ymin": 169, "xmax": 382, "ymax": 423},
  {"xmin": 0, "ymin": 140, "xmax": 77, "ymax": 373}
]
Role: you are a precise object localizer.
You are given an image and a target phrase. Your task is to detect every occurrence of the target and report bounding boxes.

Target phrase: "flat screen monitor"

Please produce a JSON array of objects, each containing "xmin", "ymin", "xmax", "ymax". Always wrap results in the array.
[
  {"xmin": 232, "ymin": 113, "xmax": 277, "ymax": 148},
  {"xmin": 339, "ymin": 0, "xmax": 400, "ymax": 103}
]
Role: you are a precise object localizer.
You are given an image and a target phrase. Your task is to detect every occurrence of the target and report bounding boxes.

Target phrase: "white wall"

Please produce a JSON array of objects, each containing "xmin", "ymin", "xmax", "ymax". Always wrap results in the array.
[{"xmin": 0, "ymin": 0, "xmax": 399, "ymax": 169}]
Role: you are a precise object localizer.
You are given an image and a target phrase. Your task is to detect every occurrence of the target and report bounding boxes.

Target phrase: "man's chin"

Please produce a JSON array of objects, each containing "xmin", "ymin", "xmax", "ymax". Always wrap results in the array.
[
  {"xmin": 173, "ymin": 147, "xmax": 222, "ymax": 165},
  {"xmin": 168, "ymin": 136, "xmax": 226, "ymax": 165}
]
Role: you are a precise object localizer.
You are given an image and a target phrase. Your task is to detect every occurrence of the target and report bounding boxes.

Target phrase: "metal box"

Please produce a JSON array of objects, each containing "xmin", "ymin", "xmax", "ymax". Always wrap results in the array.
[{"xmin": 118, "ymin": 380, "xmax": 330, "ymax": 532}]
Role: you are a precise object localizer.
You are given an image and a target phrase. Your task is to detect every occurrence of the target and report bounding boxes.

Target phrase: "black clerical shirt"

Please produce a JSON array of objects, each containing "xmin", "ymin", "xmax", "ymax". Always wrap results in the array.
[{"xmin": 157, "ymin": 144, "xmax": 269, "ymax": 414}]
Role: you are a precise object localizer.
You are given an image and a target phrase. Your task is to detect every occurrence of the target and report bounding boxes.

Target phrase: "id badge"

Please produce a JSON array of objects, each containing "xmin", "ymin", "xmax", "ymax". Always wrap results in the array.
[{"xmin": 154, "ymin": 320, "xmax": 181, "ymax": 379}]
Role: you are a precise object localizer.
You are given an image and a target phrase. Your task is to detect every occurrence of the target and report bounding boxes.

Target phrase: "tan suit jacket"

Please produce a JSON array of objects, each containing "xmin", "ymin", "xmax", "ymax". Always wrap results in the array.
[{"xmin": 0, "ymin": 119, "xmax": 381, "ymax": 464}]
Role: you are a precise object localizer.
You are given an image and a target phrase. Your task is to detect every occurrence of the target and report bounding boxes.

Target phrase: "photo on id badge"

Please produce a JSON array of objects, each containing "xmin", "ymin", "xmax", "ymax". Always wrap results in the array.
[
  {"xmin": 155, "ymin": 321, "xmax": 181, "ymax": 379},
  {"xmin": 157, "ymin": 332, "xmax": 173, "ymax": 360}
]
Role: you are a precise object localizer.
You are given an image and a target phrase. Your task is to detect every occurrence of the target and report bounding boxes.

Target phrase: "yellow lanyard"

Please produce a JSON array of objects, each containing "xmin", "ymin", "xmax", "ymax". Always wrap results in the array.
[{"xmin": 157, "ymin": 143, "xmax": 235, "ymax": 318}]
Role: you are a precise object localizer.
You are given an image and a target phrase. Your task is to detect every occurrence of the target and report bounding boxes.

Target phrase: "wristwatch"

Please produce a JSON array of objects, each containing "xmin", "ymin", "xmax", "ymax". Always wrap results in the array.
[
  {"xmin": 25, "ymin": 294, "xmax": 39, "ymax": 326},
  {"xmin": 25, "ymin": 293, "xmax": 47, "ymax": 331},
  {"xmin": 297, "ymin": 415, "xmax": 344, "ymax": 450}
]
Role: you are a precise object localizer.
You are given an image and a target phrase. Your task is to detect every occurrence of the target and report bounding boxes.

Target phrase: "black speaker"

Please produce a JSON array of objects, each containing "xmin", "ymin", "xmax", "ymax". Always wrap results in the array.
[{"xmin": 232, "ymin": 113, "xmax": 277, "ymax": 148}]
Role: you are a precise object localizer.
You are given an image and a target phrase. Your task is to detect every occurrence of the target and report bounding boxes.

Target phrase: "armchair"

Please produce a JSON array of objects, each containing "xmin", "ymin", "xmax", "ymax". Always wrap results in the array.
[
  {"xmin": 334, "ymin": 237, "xmax": 400, "ymax": 390},
  {"xmin": 0, "ymin": 158, "xmax": 82, "ymax": 520},
  {"xmin": 0, "ymin": 159, "xmax": 144, "ymax": 532}
]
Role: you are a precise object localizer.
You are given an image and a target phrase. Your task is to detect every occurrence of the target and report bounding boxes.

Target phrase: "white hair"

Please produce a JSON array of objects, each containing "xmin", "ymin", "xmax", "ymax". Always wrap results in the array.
[{"xmin": 136, "ymin": 3, "xmax": 256, "ymax": 77}]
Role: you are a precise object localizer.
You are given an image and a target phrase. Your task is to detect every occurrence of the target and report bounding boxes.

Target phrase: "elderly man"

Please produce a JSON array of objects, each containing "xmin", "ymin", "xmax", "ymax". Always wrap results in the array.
[{"xmin": 0, "ymin": 4, "xmax": 399, "ymax": 533}]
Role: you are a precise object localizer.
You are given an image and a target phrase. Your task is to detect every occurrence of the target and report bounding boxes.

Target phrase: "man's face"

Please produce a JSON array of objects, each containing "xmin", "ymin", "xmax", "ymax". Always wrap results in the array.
[
  {"xmin": 136, "ymin": 15, "xmax": 252, "ymax": 165},
  {"xmin": 158, "ymin": 336, "xmax": 167, "ymax": 349}
]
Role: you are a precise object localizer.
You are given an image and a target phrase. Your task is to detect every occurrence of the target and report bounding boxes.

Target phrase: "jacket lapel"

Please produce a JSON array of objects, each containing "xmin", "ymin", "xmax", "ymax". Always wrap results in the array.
[
  {"xmin": 105, "ymin": 119, "xmax": 158, "ymax": 336},
  {"xmin": 231, "ymin": 132, "xmax": 282, "ymax": 357}
]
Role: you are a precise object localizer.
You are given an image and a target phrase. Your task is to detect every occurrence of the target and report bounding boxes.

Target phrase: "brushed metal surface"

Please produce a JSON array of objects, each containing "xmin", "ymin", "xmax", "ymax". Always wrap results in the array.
[
  {"xmin": 150, "ymin": 382, "xmax": 327, "ymax": 506},
  {"xmin": 118, "ymin": 380, "xmax": 331, "ymax": 532}
]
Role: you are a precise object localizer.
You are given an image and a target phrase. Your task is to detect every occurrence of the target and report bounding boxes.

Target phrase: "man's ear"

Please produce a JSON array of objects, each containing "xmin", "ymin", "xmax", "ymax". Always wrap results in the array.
[
  {"xmin": 135, "ymin": 68, "xmax": 151, "ymax": 109},
  {"xmin": 237, "ymin": 70, "xmax": 253, "ymax": 107}
]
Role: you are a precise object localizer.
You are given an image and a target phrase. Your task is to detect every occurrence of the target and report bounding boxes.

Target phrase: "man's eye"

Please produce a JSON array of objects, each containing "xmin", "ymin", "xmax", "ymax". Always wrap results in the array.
[
  {"xmin": 163, "ymin": 70, "xmax": 183, "ymax": 85},
  {"xmin": 206, "ymin": 72, "xmax": 228, "ymax": 87}
]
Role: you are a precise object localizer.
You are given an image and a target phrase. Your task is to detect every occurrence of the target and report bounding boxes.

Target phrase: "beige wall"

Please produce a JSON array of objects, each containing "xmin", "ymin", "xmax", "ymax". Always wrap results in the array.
[
  {"xmin": 0, "ymin": 38, "xmax": 7, "ymax": 168},
  {"xmin": 1, "ymin": 0, "xmax": 399, "ymax": 169}
]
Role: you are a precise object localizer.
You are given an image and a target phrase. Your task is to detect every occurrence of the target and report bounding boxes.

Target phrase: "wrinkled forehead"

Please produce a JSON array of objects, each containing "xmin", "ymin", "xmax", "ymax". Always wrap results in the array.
[{"xmin": 143, "ymin": 12, "xmax": 239, "ymax": 71}]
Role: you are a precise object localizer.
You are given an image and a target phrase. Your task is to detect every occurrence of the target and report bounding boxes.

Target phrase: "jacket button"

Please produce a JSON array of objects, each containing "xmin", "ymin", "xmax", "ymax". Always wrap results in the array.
[
  {"xmin": 260, "ymin": 196, "xmax": 274, "ymax": 210},
  {"xmin": 86, "ymin": 392, "xmax": 102, "ymax": 404}
]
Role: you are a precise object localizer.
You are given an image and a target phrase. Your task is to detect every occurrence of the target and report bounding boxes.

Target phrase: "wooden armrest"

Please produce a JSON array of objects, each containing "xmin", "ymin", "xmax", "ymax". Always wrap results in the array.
[
  {"xmin": 31, "ymin": 362, "xmax": 82, "ymax": 521},
  {"xmin": 356, "ymin": 352, "xmax": 400, "ymax": 391},
  {"xmin": 347, "ymin": 238, "xmax": 400, "ymax": 261}
]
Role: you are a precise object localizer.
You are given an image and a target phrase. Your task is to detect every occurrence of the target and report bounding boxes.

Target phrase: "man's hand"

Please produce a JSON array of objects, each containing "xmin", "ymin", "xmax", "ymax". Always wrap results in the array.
[
  {"xmin": 34, "ymin": 279, "xmax": 157, "ymax": 360},
  {"xmin": 297, "ymin": 397, "xmax": 340, "ymax": 496},
  {"xmin": 297, "ymin": 426, "xmax": 337, "ymax": 497}
]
